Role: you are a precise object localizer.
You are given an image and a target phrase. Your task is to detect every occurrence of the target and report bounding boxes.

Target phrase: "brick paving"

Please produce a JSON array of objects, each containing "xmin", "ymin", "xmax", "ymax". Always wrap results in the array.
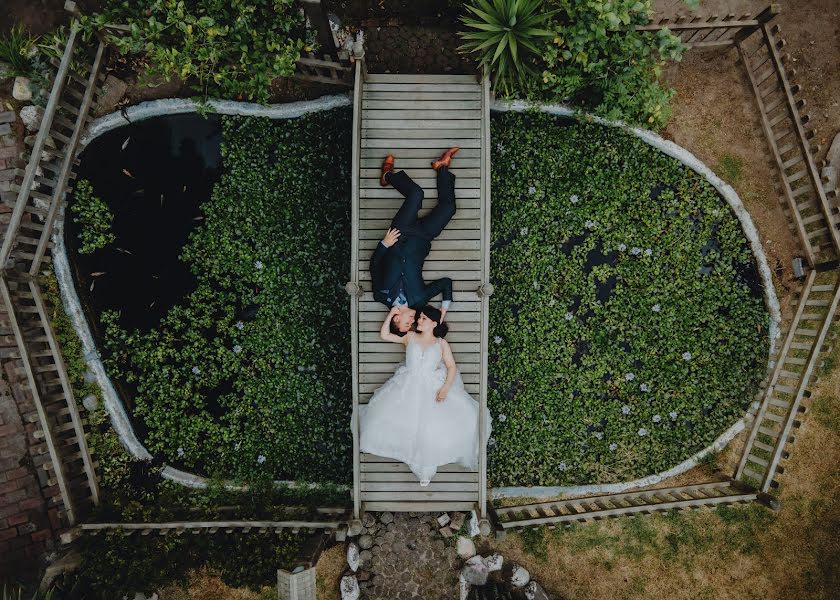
[{"xmin": 0, "ymin": 108, "xmax": 60, "ymax": 582}]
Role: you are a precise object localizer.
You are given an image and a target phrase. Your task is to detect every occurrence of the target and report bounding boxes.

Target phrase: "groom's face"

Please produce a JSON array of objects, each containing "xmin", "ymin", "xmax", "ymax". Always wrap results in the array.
[{"xmin": 394, "ymin": 307, "xmax": 416, "ymax": 332}]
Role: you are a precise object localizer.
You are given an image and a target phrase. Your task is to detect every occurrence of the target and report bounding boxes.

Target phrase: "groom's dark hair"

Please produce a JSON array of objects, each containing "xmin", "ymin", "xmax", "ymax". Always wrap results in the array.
[
  {"xmin": 419, "ymin": 305, "xmax": 449, "ymax": 338},
  {"xmin": 389, "ymin": 320, "xmax": 408, "ymax": 337}
]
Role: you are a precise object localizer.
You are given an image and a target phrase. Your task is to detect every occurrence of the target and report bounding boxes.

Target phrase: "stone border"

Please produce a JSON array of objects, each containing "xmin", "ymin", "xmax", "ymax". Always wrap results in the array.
[
  {"xmin": 55, "ymin": 96, "xmax": 353, "ymax": 492},
  {"xmin": 489, "ymin": 100, "xmax": 782, "ymax": 500}
]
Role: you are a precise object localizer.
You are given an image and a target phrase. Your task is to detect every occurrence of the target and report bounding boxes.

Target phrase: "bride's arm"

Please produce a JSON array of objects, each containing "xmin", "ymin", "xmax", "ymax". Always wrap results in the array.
[
  {"xmin": 380, "ymin": 306, "xmax": 409, "ymax": 345},
  {"xmin": 435, "ymin": 339, "xmax": 457, "ymax": 402}
]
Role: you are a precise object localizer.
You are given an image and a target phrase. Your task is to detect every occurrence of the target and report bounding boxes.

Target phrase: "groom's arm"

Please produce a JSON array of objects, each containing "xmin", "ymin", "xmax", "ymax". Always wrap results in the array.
[{"xmin": 419, "ymin": 277, "xmax": 453, "ymax": 308}]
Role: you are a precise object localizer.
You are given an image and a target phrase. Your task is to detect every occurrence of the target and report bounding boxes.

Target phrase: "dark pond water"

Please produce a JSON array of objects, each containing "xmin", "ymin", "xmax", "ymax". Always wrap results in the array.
[{"xmin": 67, "ymin": 114, "xmax": 223, "ymax": 335}]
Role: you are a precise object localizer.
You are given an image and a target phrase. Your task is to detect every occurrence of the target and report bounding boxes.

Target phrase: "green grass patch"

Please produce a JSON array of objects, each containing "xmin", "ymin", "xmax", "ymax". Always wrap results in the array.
[{"xmin": 714, "ymin": 153, "xmax": 744, "ymax": 184}]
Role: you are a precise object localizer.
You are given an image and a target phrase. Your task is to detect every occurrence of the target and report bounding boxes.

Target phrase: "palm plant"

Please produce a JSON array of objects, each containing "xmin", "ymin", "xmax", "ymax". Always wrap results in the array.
[
  {"xmin": 458, "ymin": 0, "xmax": 557, "ymax": 95},
  {"xmin": 0, "ymin": 23, "xmax": 39, "ymax": 77}
]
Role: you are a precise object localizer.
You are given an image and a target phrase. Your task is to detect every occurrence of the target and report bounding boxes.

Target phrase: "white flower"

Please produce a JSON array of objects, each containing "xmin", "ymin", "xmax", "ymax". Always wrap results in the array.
[
  {"xmin": 233, "ymin": 344, "xmax": 242, "ymax": 354},
  {"xmin": 235, "ymin": 321, "xmax": 245, "ymax": 330},
  {"xmin": 257, "ymin": 454, "xmax": 266, "ymax": 464},
  {"xmin": 176, "ymin": 447, "xmax": 185, "ymax": 457},
  {"xmin": 494, "ymin": 336, "xmax": 502, "ymax": 345},
  {"xmin": 609, "ymin": 443, "xmax": 618, "ymax": 451},
  {"xmin": 669, "ymin": 411, "xmax": 678, "ymax": 420},
  {"xmin": 565, "ymin": 312, "xmax": 574, "ymax": 321},
  {"xmin": 558, "ymin": 462, "xmax": 568, "ymax": 471},
  {"xmin": 570, "ymin": 194, "xmax": 579, "ymax": 204},
  {"xmin": 639, "ymin": 383, "xmax": 649, "ymax": 392},
  {"xmin": 520, "ymin": 226, "xmax": 529, "ymax": 235},
  {"xmin": 533, "ymin": 281, "xmax": 540, "ymax": 290},
  {"xmin": 585, "ymin": 220, "xmax": 597, "ymax": 229},
  {"xmin": 652, "ymin": 304, "xmax": 661, "ymax": 313},
  {"xmin": 592, "ymin": 431, "xmax": 603, "ymax": 440},
  {"xmin": 255, "ymin": 260, "xmax": 263, "ymax": 270},
  {"xmin": 622, "ymin": 405, "xmax": 631, "ymax": 415},
  {"xmin": 618, "ymin": 243, "xmax": 627, "ymax": 251},
  {"xmin": 488, "ymin": 437, "xmax": 497, "ymax": 447},
  {"xmin": 496, "ymin": 143, "xmax": 505, "ymax": 152},
  {"xmin": 498, "ymin": 413, "xmax": 507, "ymax": 422},
  {"xmin": 625, "ymin": 372, "xmax": 635, "ymax": 381},
  {"xmin": 644, "ymin": 248, "xmax": 652, "ymax": 256},
  {"xmin": 652, "ymin": 414, "xmax": 662, "ymax": 423},
  {"xmin": 192, "ymin": 366, "xmax": 200, "ymax": 375},
  {"xmin": 630, "ymin": 247, "xmax": 642, "ymax": 255},
  {"xmin": 712, "ymin": 208, "xmax": 720, "ymax": 216},
  {"xmin": 638, "ymin": 428, "xmax": 648, "ymax": 436},
  {"xmin": 234, "ymin": 442, "xmax": 241, "ymax": 450},
  {"xmin": 682, "ymin": 351, "xmax": 692, "ymax": 361},
  {"xmin": 528, "ymin": 186, "xmax": 536, "ymax": 195}
]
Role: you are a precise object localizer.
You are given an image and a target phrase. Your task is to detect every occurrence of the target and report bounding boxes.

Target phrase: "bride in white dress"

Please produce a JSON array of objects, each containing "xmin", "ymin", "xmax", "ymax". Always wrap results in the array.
[{"xmin": 358, "ymin": 305, "xmax": 492, "ymax": 486}]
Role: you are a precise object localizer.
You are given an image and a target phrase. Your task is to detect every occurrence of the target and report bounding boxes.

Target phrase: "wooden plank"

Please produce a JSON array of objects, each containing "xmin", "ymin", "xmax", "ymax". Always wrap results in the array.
[
  {"xmin": 361, "ymin": 187, "xmax": 481, "ymax": 199},
  {"xmin": 364, "ymin": 83, "xmax": 480, "ymax": 92},
  {"xmin": 362, "ymin": 147, "xmax": 481, "ymax": 159},
  {"xmin": 361, "ymin": 471, "xmax": 478, "ymax": 482},
  {"xmin": 359, "ymin": 207, "xmax": 480, "ymax": 220},
  {"xmin": 359, "ymin": 371, "xmax": 480, "ymax": 384},
  {"xmin": 350, "ymin": 59, "xmax": 364, "ymax": 520},
  {"xmin": 362, "ymin": 138, "xmax": 481, "ymax": 149},
  {"xmin": 363, "ymin": 128, "xmax": 481, "ymax": 140},
  {"xmin": 360, "ymin": 491, "xmax": 477, "ymax": 501},
  {"xmin": 360, "ymin": 341, "xmax": 480, "ymax": 354},
  {"xmin": 362, "ymin": 119, "xmax": 480, "ymax": 129},
  {"xmin": 365, "ymin": 74, "xmax": 479, "ymax": 84},
  {"xmin": 361, "ymin": 382, "xmax": 481, "ymax": 395},
  {"xmin": 363, "ymin": 91, "xmax": 481, "ymax": 101},
  {"xmin": 361, "ymin": 196, "xmax": 481, "ymax": 209},
  {"xmin": 360, "ymin": 177, "xmax": 481, "ymax": 188},
  {"xmin": 362, "ymin": 109, "xmax": 481, "ymax": 119},
  {"xmin": 360, "ymin": 361, "xmax": 481, "ymax": 373},
  {"xmin": 363, "ymin": 501, "xmax": 476, "ymax": 512},
  {"xmin": 359, "ymin": 269, "xmax": 480, "ymax": 280},
  {"xmin": 360, "ymin": 167, "xmax": 482, "ymax": 178},
  {"xmin": 361, "ymin": 455, "xmax": 474, "ymax": 470},
  {"xmin": 363, "ymin": 100, "xmax": 482, "ymax": 110},
  {"xmin": 360, "ymin": 481, "xmax": 477, "ymax": 492}
]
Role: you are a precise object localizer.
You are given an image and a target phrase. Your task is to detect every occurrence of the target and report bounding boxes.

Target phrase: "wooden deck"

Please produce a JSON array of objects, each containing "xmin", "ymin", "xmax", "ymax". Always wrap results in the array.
[{"xmin": 348, "ymin": 68, "xmax": 491, "ymax": 520}]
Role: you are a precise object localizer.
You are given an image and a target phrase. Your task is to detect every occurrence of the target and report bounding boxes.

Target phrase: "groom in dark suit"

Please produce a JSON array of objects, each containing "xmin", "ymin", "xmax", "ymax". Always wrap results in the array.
[{"xmin": 370, "ymin": 147, "xmax": 460, "ymax": 335}]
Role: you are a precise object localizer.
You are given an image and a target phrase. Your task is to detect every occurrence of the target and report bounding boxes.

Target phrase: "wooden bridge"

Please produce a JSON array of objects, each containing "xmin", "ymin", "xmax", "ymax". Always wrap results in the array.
[{"xmin": 346, "ymin": 66, "xmax": 492, "ymax": 525}]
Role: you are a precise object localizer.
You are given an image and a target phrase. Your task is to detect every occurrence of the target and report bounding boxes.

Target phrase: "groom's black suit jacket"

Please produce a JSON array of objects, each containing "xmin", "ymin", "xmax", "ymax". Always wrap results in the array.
[{"xmin": 369, "ymin": 169, "xmax": 455, "ymax": 309}]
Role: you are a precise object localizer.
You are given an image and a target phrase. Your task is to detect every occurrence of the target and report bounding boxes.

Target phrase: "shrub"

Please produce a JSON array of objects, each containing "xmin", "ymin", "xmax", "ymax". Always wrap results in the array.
[
  {"xmin": 458, "ymin": 0, "xmax": 557, "ymax": 95},
  {"xmin": 0, "ymin": 23, "xmax": 39, "ymax": 78},
  {"xmin": 488, "ymin": 112, "xmax": 769, "ymax": 486},
  {"xmin": 70, "ymin": 179, "xmax": 116, "ymax": 254},
  {"xmin": 82, "ymin": 0, "xmax": 313, "ymax": 103}
]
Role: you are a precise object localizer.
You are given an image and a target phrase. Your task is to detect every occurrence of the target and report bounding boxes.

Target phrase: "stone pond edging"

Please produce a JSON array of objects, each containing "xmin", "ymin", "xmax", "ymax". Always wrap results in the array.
[
  {"xmin": 489, "ymin": 100, "xmax": 782, "ymax": 500},
  {"xmin": 54, "ymin": 95, "xmax": 780, "ymax": 497}
]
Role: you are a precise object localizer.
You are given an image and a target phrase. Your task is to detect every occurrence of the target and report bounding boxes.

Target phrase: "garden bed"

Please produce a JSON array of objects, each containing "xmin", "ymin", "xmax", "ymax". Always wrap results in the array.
[
  {"xmin": 487, "ymin": 111, "xmax": 771, "ymax": 487},
  {"xmin": 65, "ymin": 107, "xmax": 353, "ymax": 483}
]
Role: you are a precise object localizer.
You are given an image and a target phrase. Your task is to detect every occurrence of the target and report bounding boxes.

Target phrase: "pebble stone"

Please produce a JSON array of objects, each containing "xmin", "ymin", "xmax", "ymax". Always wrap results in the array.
[{"xmin": 362, "ymin": 512, "xmax": 459, "ymax": 599}]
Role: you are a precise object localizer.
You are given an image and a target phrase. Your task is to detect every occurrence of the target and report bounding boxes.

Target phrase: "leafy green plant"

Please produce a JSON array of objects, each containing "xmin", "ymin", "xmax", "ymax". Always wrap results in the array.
[
  {"xmin": 70, "ymin": 179, "xmax": 116, "ymax": 254},
  {"xmin": 1, "ymin": 584, "xmax": 52, "ymax": 600},
  {"xmin": 82, "ymin": 0, "xmax": 314, "ymax": 103},
  {"xmin": 100, "ymin": 109, "xmax": 352, "ymax": 483},
  {"xmin": 458, "ymin": 0, "xmax": 557, "ymax": 95},
  {"xmin": 0, "ymin": 23, "xmax": 39, "ymax": 77},
  {"xmin": 714, "ymin": 153, "xmax": 744, "ymax": 184},
  {"xmin": 488, "ymin": 111, "xmax": 769, "ymax": 486}
]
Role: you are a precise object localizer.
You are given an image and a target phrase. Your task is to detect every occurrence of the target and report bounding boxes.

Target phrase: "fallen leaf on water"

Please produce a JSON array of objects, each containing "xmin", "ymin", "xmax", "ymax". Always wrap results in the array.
[
  {"xmin": 122, "ymin": 168, "xmax": 134, "ymax": 178},
  {"xmin": 89, "ymin": 280, "xmax": 95, "ymax": 291},
  {"xmin": 182, "ymin": 185, "xmax": 187, "ymax": 192},
  {"xmin": 160, "ymin": 195, "xmax": 164, "ymax": 207},
  {"xmin": 121, "ymin": 137, "xmax": 130, "ymax": 151},
  {"xmin": 90, "ymin": 271, "xmax": 106, "ymax": 277},
  {"xmin": 149, "ymin": 301, "xmax": 155, "ymax": 308},
  {"xmin": 193, "ymin": 216, "xmax": 204, "ymax": 221},
  {"xmin": 116, "ymin": 247, "xmax": 133, "ymax": 255}
]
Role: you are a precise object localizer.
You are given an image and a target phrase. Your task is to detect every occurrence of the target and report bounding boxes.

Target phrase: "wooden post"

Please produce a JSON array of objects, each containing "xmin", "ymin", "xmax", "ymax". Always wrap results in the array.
[
  {"xmin": 301, "ymin": 0, "xmax": 338, "ymax": 56},
  {"xmin": 733, "ymin": 3, "xmax": 780, "ymax": 44}
]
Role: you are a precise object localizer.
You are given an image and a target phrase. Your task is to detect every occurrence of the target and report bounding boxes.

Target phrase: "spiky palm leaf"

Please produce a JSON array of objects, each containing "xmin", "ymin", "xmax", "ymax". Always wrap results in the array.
[{"xmin": 458, "ymin": 0, "xmax": 557, "ymax": 95}]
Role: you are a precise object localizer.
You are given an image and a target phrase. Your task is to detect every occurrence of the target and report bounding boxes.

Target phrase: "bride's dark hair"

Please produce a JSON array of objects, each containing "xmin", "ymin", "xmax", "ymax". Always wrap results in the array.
[{"xmin": 419, "ymin": 305, "xmax": 449, "ymax": 338}]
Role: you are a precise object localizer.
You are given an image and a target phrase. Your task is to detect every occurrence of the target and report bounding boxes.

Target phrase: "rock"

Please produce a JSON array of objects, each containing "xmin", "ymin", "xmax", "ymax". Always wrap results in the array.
[
  {"xmin": 357, "ymin": 569, "xmax": 371, "ymax": 582},
  {"xmin": 13, "ymin": 77, "xmax": 32, "ymax": 102},
  {"xmin": 439, "ymin": 526, "xmax": 454, "ymax": 538},
  {"xmin": 132, "ymin": 594, "xmax": 158, "ymax": 600},
  {"xmin": 358, "ymin": 533, "xmax": 373, "ymax": 549},
  {"xmin": 346, "ymin": 542, "xmax": 360, "ymax": 572},
  {"xmin": 82, "ymin": 394, "xmax": 98, "ymax": 411},
  {"xmin": 335, "ymin": 527, "xmax": 347, "ymax": 542},
  {"xmin": 449, "ymin": 511, "xmax": 466, "ymax": 531},
  {"xmin": 436, "ymin": 513, "xmax": 451, "ymax": 527},
  {"xmin": 19, "ymin": 105, "xmax": 44, "ymax": 132},
  {"xmin": 461, "ymin": 555, "xmax": 489, "ymax": 586},
  {"xmin": 83, "ymin": 370, "xmax": 97, "ymax": 384},
  {"xmin": 822, "ymin": 132, "xmax": 840, "ymax": 193},
  {"xmin": 467, "ymin": 510, "xmax": 481, "ymax": 537},
  {"xmin": 511, "ymin": 564, "xmax": 530, "ymax": 587},
  {"xmin": 0, "ymin": 62, "xmax": 12, "ymax": 80},
  {"xmin": 93, "ymin": 75, "xmax": 128, "ymax": 117},
  {"xmin": 459, "ymin": 573, "xmax": 471, "ymax": 600},
  {"xmin": 456, "ymin": 536, "xmax": 476, "ymax": 559},
  {"xmin": 379, "ymin": 511, "xmax": 393, "ymax": 524},
  {"xmin": 362, "ymin": 512, "xmax": 376, "ymax": 528},
  {"xmin": 525, "ymin": 580, "xmax": 550, "ymax": 600},
  {"xmin": 292, "ymin": 565, "xmax": 305, "ymax": 574},
  {"xmin": 347, "ymin": 519, "xmax": 363, "ymax": 536},
  {"xmin": 359, "ymin": 549, "xmax": 372, "ymax": 564},
  {"xmin": 483, "ymin": 553, "xmax": 503, "ymax": 572},
  {"xmin": 340, "ymin": 575, "xmax": 360, "ymax": 600}
]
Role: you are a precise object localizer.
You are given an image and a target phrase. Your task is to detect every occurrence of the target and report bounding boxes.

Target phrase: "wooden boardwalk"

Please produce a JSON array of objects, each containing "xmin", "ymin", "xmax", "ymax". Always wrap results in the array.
[{"xmin": 348, "ymin": 69, "xmax": 491, "ymax": 521}]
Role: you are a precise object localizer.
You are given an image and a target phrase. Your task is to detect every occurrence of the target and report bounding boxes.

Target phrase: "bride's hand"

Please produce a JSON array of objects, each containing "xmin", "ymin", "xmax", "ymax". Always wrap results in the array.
[{"xmin": 435, "ymin": 386, "xmax": 449, "ymax": 402}]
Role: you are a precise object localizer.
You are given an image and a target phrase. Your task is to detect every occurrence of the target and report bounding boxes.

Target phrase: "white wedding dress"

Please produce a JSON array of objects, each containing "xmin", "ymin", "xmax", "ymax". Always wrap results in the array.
[{"xmin": 357, "ymin": 333, "xmax": 492, "ymax": 484}]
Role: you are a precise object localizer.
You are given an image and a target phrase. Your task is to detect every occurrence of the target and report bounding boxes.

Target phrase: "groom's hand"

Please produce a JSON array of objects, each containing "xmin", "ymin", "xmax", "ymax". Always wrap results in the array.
[
  {"xmin": 382, "ymin": 228, "xmax": 401, "ymax": 248},
  {"xmin": 440, "ymin": 308, "xmax": 447, "ymax": 322}
]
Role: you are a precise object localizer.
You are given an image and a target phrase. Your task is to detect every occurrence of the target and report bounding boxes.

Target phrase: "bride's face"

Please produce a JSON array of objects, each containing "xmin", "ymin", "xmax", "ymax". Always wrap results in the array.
[{"xmin": 415, "ymin": 312, "xmax": 437, "ymax": 333}]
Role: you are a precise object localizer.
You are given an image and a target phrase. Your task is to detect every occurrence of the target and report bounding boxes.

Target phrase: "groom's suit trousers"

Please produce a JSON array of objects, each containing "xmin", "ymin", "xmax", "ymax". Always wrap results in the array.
[{"xmin": 388, "ymin": 167, "xmax": 456, "ymax": 241}]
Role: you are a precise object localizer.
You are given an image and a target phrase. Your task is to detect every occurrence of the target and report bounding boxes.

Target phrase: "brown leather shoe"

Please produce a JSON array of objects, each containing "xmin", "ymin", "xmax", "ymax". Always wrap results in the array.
[
  {"xmin": 380, "ymin": 154, "xmax": 395, "ymax": 187},
  {"xmin": 432, "ymin": 146, "xmax": 460, "ymax": 170}
]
